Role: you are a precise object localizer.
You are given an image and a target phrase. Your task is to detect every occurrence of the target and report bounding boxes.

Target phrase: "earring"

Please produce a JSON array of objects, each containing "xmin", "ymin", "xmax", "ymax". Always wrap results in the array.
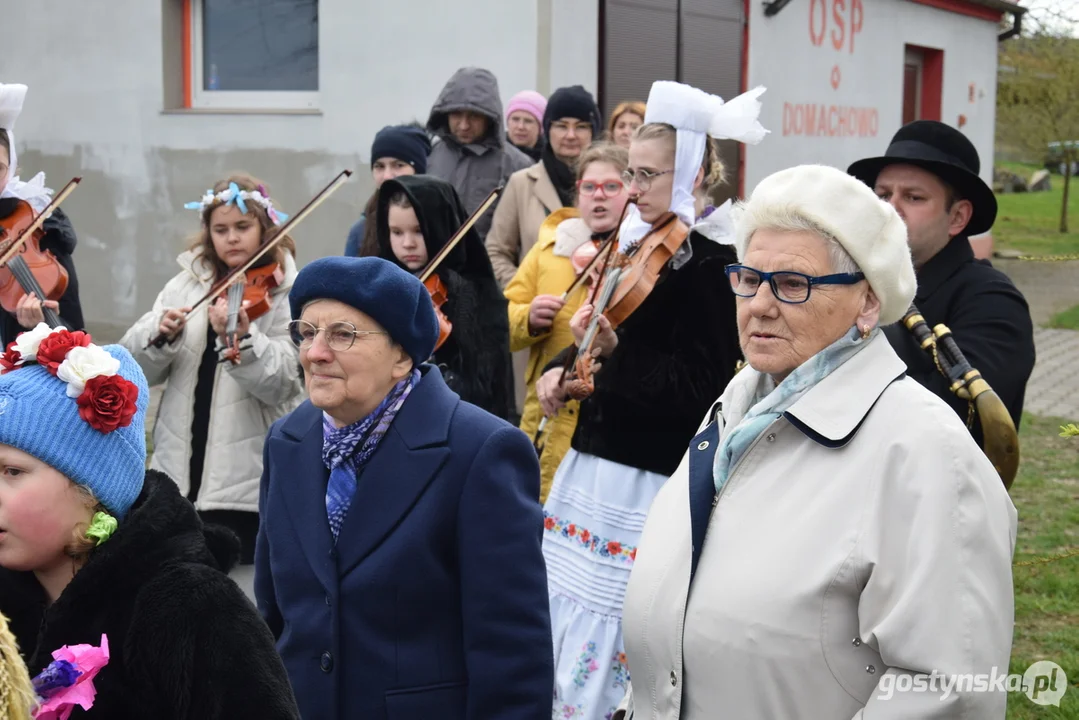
[{"xmin": 860, "ymin": 325, "xmax": 872, "ymax": 340}]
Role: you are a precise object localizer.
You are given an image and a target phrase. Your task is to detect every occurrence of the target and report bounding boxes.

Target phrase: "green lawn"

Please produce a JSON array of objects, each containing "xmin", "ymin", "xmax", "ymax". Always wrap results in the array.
[
  {"xmin": 994, "ymin": 161, "xmax": 1079, "ymax": 257},
  {"xmin": 1049, "ymin": 305, "xmax": 1079, "ymax": 331},
  {"xmin": 1007, "ymin": 413, "xmax": 1079, "ymax": 718}
]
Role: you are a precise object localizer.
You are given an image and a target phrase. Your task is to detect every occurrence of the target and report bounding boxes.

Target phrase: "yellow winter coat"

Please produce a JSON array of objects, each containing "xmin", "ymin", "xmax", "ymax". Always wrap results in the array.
[{"xmin": 504, "ymin": 210, "xmax": 591, "ymax": 501}]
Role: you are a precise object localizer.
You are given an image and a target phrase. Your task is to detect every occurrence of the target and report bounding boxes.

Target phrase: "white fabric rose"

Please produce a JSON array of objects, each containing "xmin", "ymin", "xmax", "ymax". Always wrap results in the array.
[
  {"xmin": 57, "ymin": 345, "xmax": 121, "ymax": 398},
  {"xmin": 12, "ymin": 322, "xmax": 59, "ymax": 361}
]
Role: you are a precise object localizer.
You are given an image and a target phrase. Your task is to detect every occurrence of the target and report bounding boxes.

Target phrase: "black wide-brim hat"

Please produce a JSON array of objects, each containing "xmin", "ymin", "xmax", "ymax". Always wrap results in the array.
[{"xmin": 847, "ymin": 120, "xmax": 997, "ymax": 236}]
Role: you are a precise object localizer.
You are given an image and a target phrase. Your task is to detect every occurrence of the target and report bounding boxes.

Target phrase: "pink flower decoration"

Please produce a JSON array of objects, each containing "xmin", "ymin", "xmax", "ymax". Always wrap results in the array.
[{"xmin": 33, "ymin": 634, "xmax": 110, "ymax": 720}]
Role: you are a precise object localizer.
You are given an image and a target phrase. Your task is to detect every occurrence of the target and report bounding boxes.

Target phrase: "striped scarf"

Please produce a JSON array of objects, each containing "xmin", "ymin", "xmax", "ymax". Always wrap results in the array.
[{"xmin": 322, "ymin": 368, "xmax": 421, "ymax": 542}]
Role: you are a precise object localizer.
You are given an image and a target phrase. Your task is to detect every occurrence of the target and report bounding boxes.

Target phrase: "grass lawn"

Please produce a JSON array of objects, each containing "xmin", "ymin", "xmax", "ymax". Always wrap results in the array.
[
  {"xmin": 1007, "ymin": 413, "xmax": 1079, "ymax": 718},
  {"xmin": 994, "ymin": 161, "xmax": 1079, "ymax": 257},
  {"xmin": 1049, "ymin": 304, "xmax": 1079, "ymax": 331}
]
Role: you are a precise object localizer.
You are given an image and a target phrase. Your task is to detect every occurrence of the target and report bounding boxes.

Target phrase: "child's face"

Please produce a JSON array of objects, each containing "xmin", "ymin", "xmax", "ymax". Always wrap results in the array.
[
  {"xmin": 209, "ymin": 203, "xmax": 263, "ymax": 269},
  {"xmin": 388, "ymin": 204, "xmax": 428, "ymax": 272},
  {"xmin": 0, "ymin": 443, "xmax": 92, "ymax": 573}
]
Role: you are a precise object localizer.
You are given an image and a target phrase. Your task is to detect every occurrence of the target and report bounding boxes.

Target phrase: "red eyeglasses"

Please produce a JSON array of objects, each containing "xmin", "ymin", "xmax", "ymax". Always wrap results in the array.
[{"xmin": 577, "ymin": 178, "xmax": 626, "ymax": 197}]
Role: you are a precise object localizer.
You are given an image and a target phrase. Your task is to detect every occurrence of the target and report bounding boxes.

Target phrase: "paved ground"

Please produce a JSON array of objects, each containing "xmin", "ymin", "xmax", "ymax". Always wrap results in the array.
[{"xmin": 994, "ymin": 258, "xmax": 1079, "ymax": 421}]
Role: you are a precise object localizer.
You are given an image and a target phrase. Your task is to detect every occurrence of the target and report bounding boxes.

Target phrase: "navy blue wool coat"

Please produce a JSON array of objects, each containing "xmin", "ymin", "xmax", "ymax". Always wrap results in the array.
[{"xmin": 255, "ymin": 365, "xmax": 554, "ymax": 720}]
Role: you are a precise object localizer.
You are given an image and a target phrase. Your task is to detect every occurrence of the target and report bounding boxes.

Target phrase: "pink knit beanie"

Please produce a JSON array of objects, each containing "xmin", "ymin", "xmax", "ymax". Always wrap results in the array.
[{"xmin": 505, "ymin": 91, "xmax": 547, "ymax": 130}]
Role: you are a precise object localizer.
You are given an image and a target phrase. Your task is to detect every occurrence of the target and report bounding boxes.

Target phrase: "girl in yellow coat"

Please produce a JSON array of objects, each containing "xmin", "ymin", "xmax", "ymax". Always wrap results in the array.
[{"xmin": 503, "ymin": 143, "xmax": 629, "ymax": 500}]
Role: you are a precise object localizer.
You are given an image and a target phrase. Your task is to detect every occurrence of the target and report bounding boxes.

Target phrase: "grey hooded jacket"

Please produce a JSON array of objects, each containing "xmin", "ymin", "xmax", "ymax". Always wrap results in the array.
[{"xmin": 426, "ymin": 67, "xmax": 534, "ymax": 242}]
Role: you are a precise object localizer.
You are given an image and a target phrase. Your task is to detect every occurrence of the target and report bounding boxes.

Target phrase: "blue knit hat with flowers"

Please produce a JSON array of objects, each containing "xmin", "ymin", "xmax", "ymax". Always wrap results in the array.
[{"xmin": 0, "ymin": 324, "xmax": 148, "ymax": 519}]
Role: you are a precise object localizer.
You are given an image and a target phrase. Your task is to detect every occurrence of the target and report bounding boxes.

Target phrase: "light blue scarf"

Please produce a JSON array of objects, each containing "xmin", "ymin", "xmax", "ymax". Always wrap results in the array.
[{"xmin": 713, "ymin": 326, "xmax": 874, "ymax": 492}]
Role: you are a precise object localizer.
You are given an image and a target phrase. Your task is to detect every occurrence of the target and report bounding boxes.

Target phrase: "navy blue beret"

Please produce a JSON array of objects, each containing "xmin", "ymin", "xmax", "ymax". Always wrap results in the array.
[{"xmin": 289, "ymin": 256, "xmax": 439, "ymax": 364}]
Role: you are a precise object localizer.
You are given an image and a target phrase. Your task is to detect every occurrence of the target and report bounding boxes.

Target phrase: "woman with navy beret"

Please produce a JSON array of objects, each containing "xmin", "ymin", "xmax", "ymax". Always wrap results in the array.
[{"xmin": 254, "ymin": 255, "xmax": 554, "ymax": 720}]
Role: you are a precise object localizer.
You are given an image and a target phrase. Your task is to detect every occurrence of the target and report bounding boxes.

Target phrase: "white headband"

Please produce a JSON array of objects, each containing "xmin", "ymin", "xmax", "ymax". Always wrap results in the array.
[{"xmin": 618, "ymin": 82, "xmax": 769, "ymax": 252}]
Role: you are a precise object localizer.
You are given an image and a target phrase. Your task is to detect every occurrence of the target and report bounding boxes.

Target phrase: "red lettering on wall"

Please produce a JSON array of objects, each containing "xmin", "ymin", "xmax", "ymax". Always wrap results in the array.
[
  {"xmin": 810, "ymin": 0, "xmax": 827, "ymax": 46},
  {"xmin": 832, "ymin": 0, "xmax": 846, "ymax": 51},
  {"xmin": 810, "ymin": 0, "xmax": 864, "ymax": 53},
  {"xmin": 850, "ymin": 0, "xmax": 863, "ymax": 53},
  {"xmin": 782, "ymin": 102, "xmax": 880, "ymax": 137}
]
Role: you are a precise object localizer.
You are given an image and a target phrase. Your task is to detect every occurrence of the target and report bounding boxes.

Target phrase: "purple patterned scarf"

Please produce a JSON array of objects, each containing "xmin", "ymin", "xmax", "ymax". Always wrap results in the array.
[{"xmin": 322, "ymin": 368, "xmax": 421, "ymax": 541}]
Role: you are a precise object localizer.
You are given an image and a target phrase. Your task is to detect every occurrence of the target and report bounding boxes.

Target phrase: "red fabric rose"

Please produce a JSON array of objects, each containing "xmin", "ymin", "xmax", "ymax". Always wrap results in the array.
[
  {"xmin": 607, "ymin": 541, "xmax": 622, "ymax": 555},
  {"xmin": 580, "ymin": 530, "xmax": 591, "ymax": 543},
  {"xmin": 0, "ymin": 342, "xmax": 23, "ymax": 374},
  {"xmin": 567, "ymin": 524, "xmax": 577, "ymax": 537},
  {"xmin": 37, "ymin": 330, "xmax": 92, "ymax": 375},
  {"xmin": 76, "ymin": 374, "xmax": 139, "ymax": 433},
  {"xmin": 544, "ymin": 517, "xmax": 556, "ymax": 531}
]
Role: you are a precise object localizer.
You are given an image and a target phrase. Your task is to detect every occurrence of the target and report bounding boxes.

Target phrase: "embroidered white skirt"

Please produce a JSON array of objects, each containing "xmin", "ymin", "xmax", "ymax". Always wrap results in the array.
[{"xmin": 544, "ymin": 448, "xmax": 669, "ymax": 720}]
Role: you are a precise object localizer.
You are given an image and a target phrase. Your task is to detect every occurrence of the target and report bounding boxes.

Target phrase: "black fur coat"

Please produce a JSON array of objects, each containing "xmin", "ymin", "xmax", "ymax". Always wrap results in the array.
[
  {"xmin": 0, "ymin": 471, "xmax": 299, "ymax": 719},
  {"xmin": 374, "ymin": 175, "xmax": 514, "ymax": 419}
]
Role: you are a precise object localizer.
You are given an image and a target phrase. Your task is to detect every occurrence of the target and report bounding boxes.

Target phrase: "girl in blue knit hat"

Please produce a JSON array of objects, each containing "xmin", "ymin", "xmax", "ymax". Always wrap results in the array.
[
  {"xmin": 120, "ymin": 172, "xmax": 303, "ymax": 567},
  {"xmin": 0, "ymin": 325, "xmax": 299, "ymax": 718}
]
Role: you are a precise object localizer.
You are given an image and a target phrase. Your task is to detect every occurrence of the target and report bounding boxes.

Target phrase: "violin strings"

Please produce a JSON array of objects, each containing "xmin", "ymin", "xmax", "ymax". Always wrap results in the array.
[{"xmin": 8, "ymin": 255, "xmax": 61, "ymax": 328}]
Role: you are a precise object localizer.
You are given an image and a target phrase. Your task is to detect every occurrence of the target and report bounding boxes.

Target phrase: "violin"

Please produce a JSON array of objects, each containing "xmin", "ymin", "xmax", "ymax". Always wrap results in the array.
[
  {"xmin": 416, "ymin": 186, "xmax": 503, "ymax": 355},
  {"xmin": 423, "ymin": 274, "xmax": 453, "ymax": 353},
  {"xmin": 0, "ymin": 178, "xmax": 81, "ymax": 330},
  {"xmin": 219, "ymin": 262, "xmax": 285, "ymax": 364},
  {"xmin": 147, "ymin": 170, "xmax": 353, "ymax": 350},
  {"xmin": 562, "ymin": 209, "xmax": 689, "ymax": 401}
]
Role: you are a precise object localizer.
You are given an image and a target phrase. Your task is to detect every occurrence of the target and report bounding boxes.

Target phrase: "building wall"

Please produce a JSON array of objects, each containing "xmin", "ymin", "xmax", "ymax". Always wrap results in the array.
[
  {"xmin": 744, "ymin": 0, "xmax": 1000, "ymax": 200},
  {"xmin": 6, "ymin": 0, "xmax": 596, "ymax": 335}
]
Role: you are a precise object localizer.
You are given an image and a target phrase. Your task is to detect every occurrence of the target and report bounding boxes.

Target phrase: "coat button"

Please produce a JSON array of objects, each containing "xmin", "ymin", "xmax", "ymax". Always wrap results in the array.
[
  {"xmin": 329, "ymin": 548, "xmax": 337, "ymax": 560},
  {"xmin": 852, "ymin": 637, "xmax": 862, "ymax": 647},
  {"xmin": 320, "ymin": 651, "xmax": 334, "ymax": 673},
  {"xmin": 325, "ymin": 595, "xmax": 332, "ymax": 606},
  {"xmin": 766, "ymin": 433, "xmax": 776, "ymax": 442},
  {"xmin": 866, "ymin": 665, "xmax": 876, "ymax": 674},
  {"xmin": 697, "ymin": 440, "xmax": 709, "ymax": 450},
  {"xmin": 670, "ymin": 670, "xmax": 678, "ymax": 686}
]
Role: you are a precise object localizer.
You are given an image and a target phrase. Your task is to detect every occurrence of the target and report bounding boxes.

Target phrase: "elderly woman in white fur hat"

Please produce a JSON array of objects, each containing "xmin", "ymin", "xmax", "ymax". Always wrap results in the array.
[{"xmin": 614, "ymin": 165, "xmax": 1018, "ymax": 719}]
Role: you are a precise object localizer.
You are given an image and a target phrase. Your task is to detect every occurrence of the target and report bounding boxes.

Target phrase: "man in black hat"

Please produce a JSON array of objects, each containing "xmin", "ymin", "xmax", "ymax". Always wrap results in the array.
[{"xmin": 848, "ymin": 120, "xmax": 1035, "ymax": 447}]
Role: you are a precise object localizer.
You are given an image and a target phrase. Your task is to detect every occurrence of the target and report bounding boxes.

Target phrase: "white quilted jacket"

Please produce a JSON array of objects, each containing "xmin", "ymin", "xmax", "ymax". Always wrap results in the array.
[{"xmin": 120, "ymin": 250, "xmax": 304, "ymax": 513}]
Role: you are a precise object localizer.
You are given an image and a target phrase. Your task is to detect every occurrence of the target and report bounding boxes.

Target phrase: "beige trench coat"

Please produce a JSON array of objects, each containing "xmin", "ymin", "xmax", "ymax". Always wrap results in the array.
[{"xmin": 617, "ymin": 333, "xmax": 1018, "ymax": 719}]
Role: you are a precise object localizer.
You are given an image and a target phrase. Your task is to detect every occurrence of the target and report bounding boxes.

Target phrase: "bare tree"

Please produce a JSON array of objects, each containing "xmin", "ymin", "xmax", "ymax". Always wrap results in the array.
[{"xmin": 998, "ymin": 34, "xmax": 1079, "ymax": 232}]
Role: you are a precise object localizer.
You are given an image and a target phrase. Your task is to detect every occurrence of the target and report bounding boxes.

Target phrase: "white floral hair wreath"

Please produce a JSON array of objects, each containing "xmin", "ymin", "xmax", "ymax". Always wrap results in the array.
[{"xmin": 184, "ymin": 181, "xmax": 290, "ymax": 226}]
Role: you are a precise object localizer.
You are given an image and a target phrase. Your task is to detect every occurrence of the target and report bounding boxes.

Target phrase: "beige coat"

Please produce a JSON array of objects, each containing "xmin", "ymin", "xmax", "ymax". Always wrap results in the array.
[
  {"xmin": 618, "ymin": 333, "xmax": 1017, "ymax": 719},
  {"xmin": 120, "ymin": 250, "xmax": 304, "ymax": 513},
  {"xmin": 486, "ymin": 162, "xmax": 564, "ymax": 289}
]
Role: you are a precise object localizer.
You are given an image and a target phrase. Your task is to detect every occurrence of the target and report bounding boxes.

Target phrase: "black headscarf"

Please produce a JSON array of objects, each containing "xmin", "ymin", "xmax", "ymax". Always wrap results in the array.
[{"xmin": 374, "ymin": 175, "xmax": 513, "ymax": 419}]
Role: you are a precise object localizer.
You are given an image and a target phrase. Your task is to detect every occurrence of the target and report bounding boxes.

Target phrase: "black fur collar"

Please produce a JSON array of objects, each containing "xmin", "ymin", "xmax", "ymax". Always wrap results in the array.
[{"xmin": 0, "ymin": 471, "xmax": 239, "ymax": 670}]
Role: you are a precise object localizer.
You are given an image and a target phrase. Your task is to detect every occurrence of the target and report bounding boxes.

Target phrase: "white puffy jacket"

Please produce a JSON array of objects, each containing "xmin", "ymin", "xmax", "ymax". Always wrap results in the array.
[{"xmin": 120, "ymin": 250, "xmax": 304, "ymax": 513}]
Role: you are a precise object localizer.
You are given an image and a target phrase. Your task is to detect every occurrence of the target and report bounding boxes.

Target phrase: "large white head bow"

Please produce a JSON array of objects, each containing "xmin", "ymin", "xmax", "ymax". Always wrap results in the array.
[
  {"xmin": 0, "ymin": 83, "xmax": 53, "ymax": 212},
  {"xmin": 618, "ymin": 82, "xmax": 769, "ymax": 251}
]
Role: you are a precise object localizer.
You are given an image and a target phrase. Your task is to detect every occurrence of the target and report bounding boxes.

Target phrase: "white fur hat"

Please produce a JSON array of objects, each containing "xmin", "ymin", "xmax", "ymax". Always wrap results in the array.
[{"xmin": 733, "ymin": 164, "xmax": 916, "ymax": 325}]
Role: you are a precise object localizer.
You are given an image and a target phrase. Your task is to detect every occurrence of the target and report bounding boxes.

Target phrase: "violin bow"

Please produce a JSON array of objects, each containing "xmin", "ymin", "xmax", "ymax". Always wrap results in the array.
[
  {"xmin": 417, "ymin": 186, "xmax": 503, "ymax": 283},
  {"xmin": 535, "ymin": 200, "xmax": 637, "ymax": 450},
  {"xmin": 146, "ymin": 170, "xmax": 353, "ymax": 349},
  {"xmin": 0, "ymin": 178, "xmax": 82, "ymax": 268}
]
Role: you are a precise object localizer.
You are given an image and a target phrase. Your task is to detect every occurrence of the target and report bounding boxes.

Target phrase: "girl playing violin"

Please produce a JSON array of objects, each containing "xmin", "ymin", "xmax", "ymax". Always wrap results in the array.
[
  {"xmin": 0, "ymin": 82, "xmax": 85, "ymax": 346},
  {"xmin": 119, "ymin": 174, "xmax": 303, "ymax": 565},
  {"xmin": 535, "ymin": 81, "xmax": 768, "ymax": 719},
  {"xmin": 503, "ymin": 141, "xmax": 629, "ymax": 502},
  {"xmin": 371, "ymin": 174, "xmax": 513, "ymax": 419}
]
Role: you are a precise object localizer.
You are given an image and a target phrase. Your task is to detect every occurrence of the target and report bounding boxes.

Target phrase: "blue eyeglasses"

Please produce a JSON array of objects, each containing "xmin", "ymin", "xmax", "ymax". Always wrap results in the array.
[{"xmin": 725, "ymin": 264, "xmax": 866, "ymax": 304}]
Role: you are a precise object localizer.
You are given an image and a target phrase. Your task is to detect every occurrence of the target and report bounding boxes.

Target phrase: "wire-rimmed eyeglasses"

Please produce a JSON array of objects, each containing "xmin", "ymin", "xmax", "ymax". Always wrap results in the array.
[
  {"xmin": 288, "ymin": 320, "xmax": 387, "ymax": 351},
  {"xmin": 725, "ymin": 264, "xmax": 866, "ymax": 304},
  {"xmin": 620, "ymin": 168, "xmax": 674, "ymax": 192}
]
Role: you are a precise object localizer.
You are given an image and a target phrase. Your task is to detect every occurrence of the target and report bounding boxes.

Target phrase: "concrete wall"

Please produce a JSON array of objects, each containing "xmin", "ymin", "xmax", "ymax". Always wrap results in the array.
[
  {"xmin": 6, "ymin": 0, "xmax": 596, "ymax": 336},
  {"xmin": 744, "ymin": 0, "xmax": 1000, "ymax": 197}
]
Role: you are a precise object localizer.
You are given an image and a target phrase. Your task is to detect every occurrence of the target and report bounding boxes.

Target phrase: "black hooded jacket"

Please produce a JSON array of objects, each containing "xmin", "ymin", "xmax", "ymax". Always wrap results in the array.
[
  {"xmin": 0, "ymin": 201, "xmax": 84, "ymax": 346},
  {"xmin": 0, "ymin": 471, "xmax": 299, "ymax": 719},
  {"xmin": 376, "ymin": 175, "xmax": 514, "ymax": 419}
]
